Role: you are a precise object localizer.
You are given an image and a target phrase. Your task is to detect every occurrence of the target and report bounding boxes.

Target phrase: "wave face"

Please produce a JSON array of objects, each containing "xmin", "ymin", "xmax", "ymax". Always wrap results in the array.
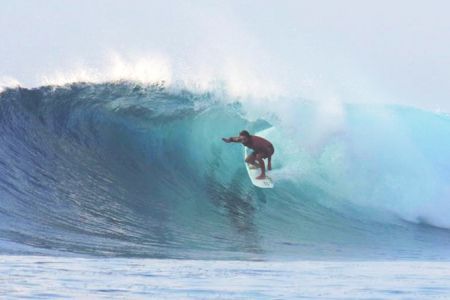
[{"xmin": 1, "ymin": 83, "xmax": 450, "ymax": 259}]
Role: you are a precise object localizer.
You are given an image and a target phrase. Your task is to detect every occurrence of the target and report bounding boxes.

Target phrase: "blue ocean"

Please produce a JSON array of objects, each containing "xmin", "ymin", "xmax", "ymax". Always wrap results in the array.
[{"xmin": 1, "ymin": 82, "xmax": 450, "ymax": 298}]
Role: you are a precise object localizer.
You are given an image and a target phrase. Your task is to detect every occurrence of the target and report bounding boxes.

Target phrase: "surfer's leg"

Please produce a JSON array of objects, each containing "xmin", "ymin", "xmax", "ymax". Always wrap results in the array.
[
  {"xmin": 255, "ymin": 153, "xmax": 266, "ymax": 179},
  {"xmin": 266, "ymin": 146, "xmax": 274, "ymax": 170},
  {"xmin": 246, "ymin": 152, "xmax": 260, "ymax": 168}
]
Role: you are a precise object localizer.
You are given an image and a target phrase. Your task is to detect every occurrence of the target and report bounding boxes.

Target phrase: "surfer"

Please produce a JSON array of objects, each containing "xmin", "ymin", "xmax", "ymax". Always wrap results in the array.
[{"xmin": 222, "ymin": 130, "xmax": 274, "ymax": 180}]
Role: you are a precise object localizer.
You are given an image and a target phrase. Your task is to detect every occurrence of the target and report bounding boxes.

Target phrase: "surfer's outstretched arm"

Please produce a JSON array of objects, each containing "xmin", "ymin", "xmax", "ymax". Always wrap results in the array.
[{"xmin": 222, "ymin": 137, "xmax": 242, "ymax": 143}]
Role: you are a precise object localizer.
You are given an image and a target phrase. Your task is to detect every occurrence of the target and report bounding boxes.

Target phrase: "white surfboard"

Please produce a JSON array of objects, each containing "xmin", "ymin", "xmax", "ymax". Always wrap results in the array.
[{"xmin": 244, "ymin": 137, "xmax": 274, "ymax": 189}]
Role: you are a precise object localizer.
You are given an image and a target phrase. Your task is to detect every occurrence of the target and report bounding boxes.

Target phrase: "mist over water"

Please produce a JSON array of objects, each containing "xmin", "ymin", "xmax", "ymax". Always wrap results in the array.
[{"xmin": 1, "ymin": 1, "xmax": 450, "ymax": 111}]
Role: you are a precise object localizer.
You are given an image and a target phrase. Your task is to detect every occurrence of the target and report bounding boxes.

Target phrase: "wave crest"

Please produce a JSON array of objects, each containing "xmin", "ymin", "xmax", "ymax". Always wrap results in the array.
[{"xmin": 0, "ymin": 82, "xmax": 450, "ymax": 259}]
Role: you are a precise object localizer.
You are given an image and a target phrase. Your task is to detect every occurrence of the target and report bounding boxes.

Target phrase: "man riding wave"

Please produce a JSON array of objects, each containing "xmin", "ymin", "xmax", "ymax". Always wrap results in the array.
[{"xmin": 222, "ymin": 130, "xmax": 274, "ymax": 180}]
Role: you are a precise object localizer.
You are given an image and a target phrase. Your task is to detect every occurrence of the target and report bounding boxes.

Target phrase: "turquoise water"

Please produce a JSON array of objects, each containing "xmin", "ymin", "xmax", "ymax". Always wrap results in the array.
[{"xmin": 1, "ymin": 83, "xmax": 450, "ymax": 260}]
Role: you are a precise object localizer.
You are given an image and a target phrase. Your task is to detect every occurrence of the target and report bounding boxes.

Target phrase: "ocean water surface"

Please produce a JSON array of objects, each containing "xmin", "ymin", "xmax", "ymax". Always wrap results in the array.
[{"xmin": 1, "ymin": 83, "xmax": 450, "ymax": 298}]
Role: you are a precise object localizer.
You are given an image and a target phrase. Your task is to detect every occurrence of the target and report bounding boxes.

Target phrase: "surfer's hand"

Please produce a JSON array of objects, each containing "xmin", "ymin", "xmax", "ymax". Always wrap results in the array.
[{"xmin": 222, "ymin": 137, "xmax": 231, "ymax": 143}]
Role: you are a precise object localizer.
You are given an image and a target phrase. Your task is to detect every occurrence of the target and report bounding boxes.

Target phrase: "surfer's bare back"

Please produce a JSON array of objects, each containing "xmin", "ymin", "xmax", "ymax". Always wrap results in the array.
[{"xmin": 222, "ymin": 130, "xmax": 274, "ymax": 180}]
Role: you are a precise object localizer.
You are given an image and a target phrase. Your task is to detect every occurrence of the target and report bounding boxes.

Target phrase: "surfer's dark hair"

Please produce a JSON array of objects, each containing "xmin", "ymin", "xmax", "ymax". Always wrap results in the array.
[{"xmin": 239, "ymin": 130, "xmax": 250, "ymax": 137}]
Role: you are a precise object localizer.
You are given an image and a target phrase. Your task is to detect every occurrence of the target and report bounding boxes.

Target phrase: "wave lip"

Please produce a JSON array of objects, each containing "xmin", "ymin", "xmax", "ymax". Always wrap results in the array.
[{"xmin": 0, "ymin": 82, "xmax": 450, "ymax": 259}]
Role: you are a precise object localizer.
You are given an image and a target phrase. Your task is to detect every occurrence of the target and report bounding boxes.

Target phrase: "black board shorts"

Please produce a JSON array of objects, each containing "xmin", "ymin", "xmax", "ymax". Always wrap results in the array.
[{"xmin": 252, "ymin": 145, "xmax": 274, "ymax": 159}]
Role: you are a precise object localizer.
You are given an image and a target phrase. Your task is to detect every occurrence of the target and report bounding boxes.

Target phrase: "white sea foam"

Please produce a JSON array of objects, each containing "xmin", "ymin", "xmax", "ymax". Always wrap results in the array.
[
  {"xmin": 0, "ymin": 76, "xmax": 21, "ymax": 92},
  {"xmin": 39, "ymin": 52, "xmax": 173, "ymax": 87}
]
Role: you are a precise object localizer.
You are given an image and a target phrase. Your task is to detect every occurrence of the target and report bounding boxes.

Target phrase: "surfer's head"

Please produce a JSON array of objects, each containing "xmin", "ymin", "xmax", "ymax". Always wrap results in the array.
[{"xmin": 239, "ymin": 130, "xmax": 251, "ymax": 143}]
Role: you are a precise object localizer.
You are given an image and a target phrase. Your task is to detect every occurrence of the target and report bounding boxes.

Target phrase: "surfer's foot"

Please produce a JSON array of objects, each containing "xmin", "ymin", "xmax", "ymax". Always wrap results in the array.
[
  {"xmin": 256, "ymin": 174, "xmax": 266, "ymax": 180},
  {"xmin": 248, "ymin": 164, "xmax": 260, "ymax": 169}
]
